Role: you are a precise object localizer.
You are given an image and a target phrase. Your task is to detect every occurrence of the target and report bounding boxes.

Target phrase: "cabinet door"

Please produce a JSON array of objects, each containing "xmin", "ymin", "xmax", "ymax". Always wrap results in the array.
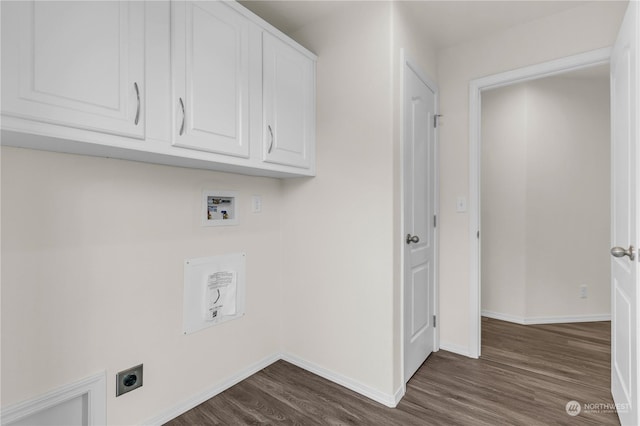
[
  {"xmin": 263, "ymin": 32, "xmax": 315, "ymax": 169},
  {"xmin": 1, "ymin": 1, "xmax": 145, "ymax": 138},
  {"xmin": 172, "ymin": 1, "xmax": 250, "ymax": 158}
]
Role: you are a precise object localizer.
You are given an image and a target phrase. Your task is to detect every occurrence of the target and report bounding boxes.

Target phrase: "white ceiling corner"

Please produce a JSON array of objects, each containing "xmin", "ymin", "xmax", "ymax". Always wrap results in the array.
[{"xmin": 238, "ymin": 0, "xmax": 616, "ymax": 49}]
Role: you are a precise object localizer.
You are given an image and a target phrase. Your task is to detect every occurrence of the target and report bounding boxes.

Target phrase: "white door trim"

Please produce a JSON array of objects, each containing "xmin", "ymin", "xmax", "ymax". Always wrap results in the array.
[
  {"xmin": 400, "ymin": 49, "xmax": 440, "ymax": 383},
  {"xmin": 1, "ymin": 371, "xmax": 106, "ymax": 426},
  {"xmin": 468, "ymin": 47, "xmax": 612, "ymax": 358}
]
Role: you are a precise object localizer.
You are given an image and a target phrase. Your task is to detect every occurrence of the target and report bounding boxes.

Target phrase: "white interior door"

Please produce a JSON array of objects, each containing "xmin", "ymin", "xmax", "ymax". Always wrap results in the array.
[
  {"xmin": 611, "ymin": 2, "xmax": 639, "ymax": 425},
  {"xmin": 404, "ymin": 61, "xmax": 437, "ymax": 383}
]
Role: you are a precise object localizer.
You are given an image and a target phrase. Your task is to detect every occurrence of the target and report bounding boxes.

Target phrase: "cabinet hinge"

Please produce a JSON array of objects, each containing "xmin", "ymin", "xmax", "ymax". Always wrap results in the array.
[
  {"xmin": 477, "ymin": 230, "xmax": 480, "ymax": 239},
  {"xmin": 433, "ymin": 315, "xmax": 437, "ymax": 328},
  {"xmin": 433, "ymin": 114, "xmax": 442, "ymax": 128},
  {"xmin": 433, "ymin": 215, "xmax": 437, "ymax": 228}
]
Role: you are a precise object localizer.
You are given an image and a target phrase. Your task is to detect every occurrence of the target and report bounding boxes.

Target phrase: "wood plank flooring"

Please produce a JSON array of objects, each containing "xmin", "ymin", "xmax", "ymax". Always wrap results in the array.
[{"xmin": 165, "ymin": 318, "xmax": 618, "ymax": 425}]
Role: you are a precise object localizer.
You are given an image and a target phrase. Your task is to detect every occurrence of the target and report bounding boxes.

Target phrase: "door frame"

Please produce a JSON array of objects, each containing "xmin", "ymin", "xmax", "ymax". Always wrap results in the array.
[
  {"xmin": 400, "ymin": 49, "xmax": 440, "ymax": 385},
  {"xmin": 468, "ymin": 47, "xmax": 612, "ymax": 358}
]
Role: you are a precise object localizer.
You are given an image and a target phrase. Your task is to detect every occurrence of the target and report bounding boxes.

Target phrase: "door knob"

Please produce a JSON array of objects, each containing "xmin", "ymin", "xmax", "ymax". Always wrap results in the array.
[
  {"xmin": 406, "ymin": 234, "xmax": 420, "ymax": 244},
  {"xmin": 611, "ymin": 245, "xmax": 635, "ymax": 261}
]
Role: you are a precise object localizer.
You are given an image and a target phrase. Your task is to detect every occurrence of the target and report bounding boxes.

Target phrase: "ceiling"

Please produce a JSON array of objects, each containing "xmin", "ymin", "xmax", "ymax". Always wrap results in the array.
[
  {"xmin": 240, "ymin": 1, "xmax": 354, "ymax": 36},
  {"xmin": 239, "ymin": 0, "xmax": 614, "ymax": 49}
]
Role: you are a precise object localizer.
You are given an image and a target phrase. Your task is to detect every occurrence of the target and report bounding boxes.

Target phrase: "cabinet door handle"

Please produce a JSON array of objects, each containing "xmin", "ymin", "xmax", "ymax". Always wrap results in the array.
[
  {"xmin": 267, "ymin": 125, "xmax": 274, "ymax": 154},
  {"xmin": 134, "ymin": 82, "xmax": 140, "ymax": 125},
  {"xmin": 179, "ymin": 97, "xmax": 185, "ymax": 136}
]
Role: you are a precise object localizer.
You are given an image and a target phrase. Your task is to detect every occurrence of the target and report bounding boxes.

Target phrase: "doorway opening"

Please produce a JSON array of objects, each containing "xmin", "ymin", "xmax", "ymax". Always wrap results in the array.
[
  {"xmin": 468, "ymin": 48, "xmax": 612, "ymax": 358},
  {"xmin": 478, "ymin": 64, "xmax": 612, "ymax": 409},
  {"xmin": 480, "ymin": 64, "xmax": 610, "ymax": 328}
]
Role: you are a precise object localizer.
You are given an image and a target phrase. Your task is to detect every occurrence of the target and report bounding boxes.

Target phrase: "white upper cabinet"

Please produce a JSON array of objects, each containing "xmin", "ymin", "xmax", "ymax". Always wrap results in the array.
[
  {"xmin": 1, "ymin": 1, "xmax": 145, "ymax": 138},
  {"xmin": 1, "ymin": 1, "xmax": 316, "ymax": 178},
  {"xmin": 262, "ymin": 32, "xmax": 315, "ymax": 169},
  {"xmin": 172, "ymin": 1, "xmax": 250, "ymax": 158}
]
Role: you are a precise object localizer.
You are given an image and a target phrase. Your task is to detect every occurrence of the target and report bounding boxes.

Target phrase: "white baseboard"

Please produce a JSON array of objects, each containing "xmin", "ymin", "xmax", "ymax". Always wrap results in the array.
[
  {"xmin": 281, "ymin": 353, "xmax": 400, "ymax": 408},
  {"xmin": 392, "ymin": 384, "xmax": 406, "ymax": 407},
  {"xmin": 481, "ymin": 310, "xmax": 611, "ymax": 325},
  {"xmin": 144, "ymin": 351, "xmax": 401, "ymax": 424},
  {"xmin": 438, "ymin": 342, "xmax": 475, "ymax": 358},
  {"xmin": 522, "ymin": 314, "xmax": 611, "ymax": 325},
  {"xmin": 143, "ymin": 353, "xmax": 280, "ymax": 426},
  {"xmin": 1, "ymin": 371, "xmax": 106, "ymax": 426},
  {"xmin": 481, "ymin": 310, "xmax": 526, "ymax": 324}
]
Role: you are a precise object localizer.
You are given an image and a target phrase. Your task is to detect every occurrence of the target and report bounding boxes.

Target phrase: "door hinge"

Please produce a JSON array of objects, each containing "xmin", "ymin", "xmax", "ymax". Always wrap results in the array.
[
  {"xmin": 433, "ymin": 215, "xmax": 437, "ymax": 228},
  {"xmin": 433, "ymin": 315, "xmax": 437, "ymax": 328},
  {"xmin": 433, "ymin": 114, "xmax": 442, "ymax": 128},
  {"xmin": 477, "ymin": 230, "xmax": 480, "ymax": 239}
]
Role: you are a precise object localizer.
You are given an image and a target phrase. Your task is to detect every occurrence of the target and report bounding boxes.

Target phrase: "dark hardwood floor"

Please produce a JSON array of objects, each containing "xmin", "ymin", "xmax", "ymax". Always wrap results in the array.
[{"xmin": 166, "ymin": 318, "xmax": 617, "ymax": 425}]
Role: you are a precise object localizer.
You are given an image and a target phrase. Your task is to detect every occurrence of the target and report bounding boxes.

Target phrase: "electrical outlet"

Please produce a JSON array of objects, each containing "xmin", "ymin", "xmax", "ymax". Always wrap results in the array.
[
  {"xmin": 580, "ymin": 285, "xmax": 588, "ymax": 299},
  {"xmin": 116, "ymin": 364, "xmax": 143, "ymax": 397}
]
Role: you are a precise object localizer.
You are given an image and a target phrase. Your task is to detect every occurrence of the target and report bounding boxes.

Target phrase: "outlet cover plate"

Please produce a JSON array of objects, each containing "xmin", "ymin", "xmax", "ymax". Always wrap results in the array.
[
  {"xmin": 251, "ymin": 195, "xmax": 262, "ymax": 213},
  {"xmin": 116, "ymin": 364, "xmax": 143, "ymax": 397}
]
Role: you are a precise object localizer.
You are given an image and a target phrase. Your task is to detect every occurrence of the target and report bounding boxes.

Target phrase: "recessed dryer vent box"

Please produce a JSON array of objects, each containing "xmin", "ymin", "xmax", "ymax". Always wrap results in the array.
[
  {"xmin": 183, "ymin": 253, "xmax": 246, "ymax": 335},
  {"xmin": 203, "ymin": 190, "xmax": 238, "ymax": 226}
]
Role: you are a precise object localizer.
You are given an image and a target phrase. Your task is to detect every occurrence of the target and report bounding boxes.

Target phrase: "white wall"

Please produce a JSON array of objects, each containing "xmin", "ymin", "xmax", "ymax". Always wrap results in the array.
[
  {"xmin": 281, "ymin": 1, "xmax": 439, "ymax": 398},
  {"xmin": 525, "ymin": 74, "xmax": 610, "ymax": 318},
  {"xmin": 437, "ymin": 1, "xmax": 626, "ymax": 352},
  {"xmin": 481, "ymin": 74, "xmax": 611, "ymax": 322},
  {"xmin": 281, "ymin": 1, "xmax": 396, "ymax": 397},
  {"xmin": 481, "ymin": 84, "xmax": 528, "ymax": 320},
  {"xmin": 1, "ymin": 147, "xmax": 283, "ymax": 425}
]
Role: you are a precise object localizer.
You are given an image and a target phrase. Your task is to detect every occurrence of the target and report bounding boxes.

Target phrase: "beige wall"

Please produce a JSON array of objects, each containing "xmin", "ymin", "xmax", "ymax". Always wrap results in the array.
[
  {"xmin": 1, "ymin": 147, "xmax": 283, "ymax": 424},
  {"xmin": 437, "ymin": 1, "xmax": 625, "ymax": 352},
  {"xmin": 282, "ymin": 1, "xmax": 396, "ymax": 395},
  {"xmin": 282, "ymin": 1, "xmax": 439, "ymax": 397},
  {"xmin": 525, "ymin": 74, "xmax": 610, "ymax": 318},
  {"xmin": 481, "ymin": 74, "xmax": 610, "ymax": 321},
  {"xmin": 481, "ymin": 84, "xmax": 528, "ymax": 319}
]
